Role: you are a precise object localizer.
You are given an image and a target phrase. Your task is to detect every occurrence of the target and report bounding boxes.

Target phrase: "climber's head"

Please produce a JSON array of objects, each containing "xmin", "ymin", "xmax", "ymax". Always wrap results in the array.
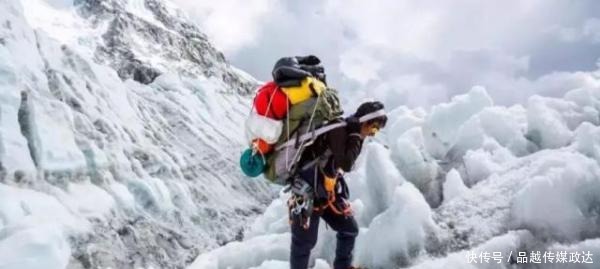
[{"xmin": 354, "ymin": 101, "xmax": 387, "ymax": 137}]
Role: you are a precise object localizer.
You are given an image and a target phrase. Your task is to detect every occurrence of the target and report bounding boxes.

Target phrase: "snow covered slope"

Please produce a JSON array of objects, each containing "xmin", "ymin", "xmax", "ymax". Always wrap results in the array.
[
  {"xmin": 0, "ymin": 0, "xmax": 272, "ymax": 268},
  {"xmin": 191, "ymin": 87, "xmax": 600, "ymax": 269}
]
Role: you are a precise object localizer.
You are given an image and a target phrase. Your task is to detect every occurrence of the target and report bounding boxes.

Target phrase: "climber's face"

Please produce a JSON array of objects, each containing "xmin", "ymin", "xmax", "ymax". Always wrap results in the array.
[
  {"xmin": 360, "ymin": 121, "xmax": 382, "ymax": 138},
  {"xmin": 370, "ymin": 122, "xmax": 382, "ymax": 135},
  {"xmin": 368, "ymin": 121, "xmax": 383, "ymax": 136}
]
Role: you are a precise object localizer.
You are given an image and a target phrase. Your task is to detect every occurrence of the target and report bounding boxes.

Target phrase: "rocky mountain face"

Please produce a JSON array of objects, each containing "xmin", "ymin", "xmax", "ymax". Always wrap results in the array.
[
  {"xmin": 0, "ymin": 0, "xmax": 272, "ymax": 268},
  {"xmin": 76, "ymin": 0, "xmax": 256, "ymax": 90}
]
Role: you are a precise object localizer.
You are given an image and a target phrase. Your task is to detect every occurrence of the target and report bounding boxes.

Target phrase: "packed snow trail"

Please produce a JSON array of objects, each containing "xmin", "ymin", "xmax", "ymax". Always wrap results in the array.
[{"xmin": 190, "ymin": 87, "xmax": 600, "ymax": 269}]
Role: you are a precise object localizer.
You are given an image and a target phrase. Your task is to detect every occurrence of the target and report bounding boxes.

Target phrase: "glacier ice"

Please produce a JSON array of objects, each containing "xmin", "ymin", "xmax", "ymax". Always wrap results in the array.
[
  {"xmin": 410, "ymin": 230, "xmax": 537, "ymax": 269},
  {"xmin": 422, "ymin": 86, "xmax": 493, "ymax": 159},
  {"xmin": 442, "ymin": 169, "xmax": 468, "ymax": 203},
  {"xmin": 354, "ymin": 183, "xmax": 437, "ymax": 268},
  {"xmin": 193, "ymin": 86, "xmax": 600, "ymax": 269},
  {"xmin": 0, "ymin": 0, "xmax": 272, "ymax": 268},
  {"xmin": 511, "ymin": 152, "xmax": 600, "ymax": 242},
  {"xmin": 544, "ymin": 238, "xmax": 600, "ymax": 269},
  {"xmin": 0, "ymin": 184, "xmax": 87, "ymax": 269}
]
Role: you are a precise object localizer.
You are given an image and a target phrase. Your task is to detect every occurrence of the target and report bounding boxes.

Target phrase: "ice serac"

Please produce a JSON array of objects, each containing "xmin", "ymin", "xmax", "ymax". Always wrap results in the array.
[
  {"xmin": 422, "ymin": 86, "xmax": 493, "ymax": 160},
  {"xmin": 190, "ymin": 87, "xmax": 600, "ymax": 269},
  {"xmin": 442, "ymin": 169, "xmax": 468, "ymax": 203},
  {"xmin": 0, "ymin": 0, "xmax": 271, "ymax": 268}
]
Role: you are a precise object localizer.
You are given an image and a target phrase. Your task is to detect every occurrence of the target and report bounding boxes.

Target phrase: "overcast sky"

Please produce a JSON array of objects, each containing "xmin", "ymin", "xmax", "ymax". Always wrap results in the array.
[{"xmin": 173, "ymin": 0, "xmax": 600, "ymax": 109}]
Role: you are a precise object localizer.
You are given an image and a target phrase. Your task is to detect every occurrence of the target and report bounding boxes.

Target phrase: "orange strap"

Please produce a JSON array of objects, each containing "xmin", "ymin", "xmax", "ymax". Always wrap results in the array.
[
  {"xmin": 314, "ymin": 174, "xmax": 352, "ymax": 216},
  {"xmin": 325, "ymin": 190, "xmax": 352, "ymax": 216}
]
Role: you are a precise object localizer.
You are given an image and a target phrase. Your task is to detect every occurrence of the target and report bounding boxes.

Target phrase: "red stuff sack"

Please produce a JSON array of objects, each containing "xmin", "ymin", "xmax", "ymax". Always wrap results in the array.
[{"xmin": 253, "ymin": 81, "xmax": 289, "ymax": 120}]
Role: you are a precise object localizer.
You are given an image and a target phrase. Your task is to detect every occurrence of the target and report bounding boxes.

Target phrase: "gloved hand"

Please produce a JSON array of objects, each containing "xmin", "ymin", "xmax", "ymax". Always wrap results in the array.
[
  {"xmin": 345, "ymin": 116, "xmax": 361, "ymax": 135},
  {"xmin": 335, "ymin": 197, "xmax": 353, "ymax": 217}
]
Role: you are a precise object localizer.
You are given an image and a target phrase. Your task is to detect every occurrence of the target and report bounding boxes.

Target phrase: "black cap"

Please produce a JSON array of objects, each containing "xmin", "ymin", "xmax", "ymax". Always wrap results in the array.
[{"xmin": 354, "ymin": 101, "xmax": 387, "ymax": 127}]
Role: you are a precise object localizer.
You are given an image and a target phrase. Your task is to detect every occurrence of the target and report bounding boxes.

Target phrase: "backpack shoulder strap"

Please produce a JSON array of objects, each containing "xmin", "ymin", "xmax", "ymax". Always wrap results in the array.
[
  {"xmin": 275, "ymin": 108, "xmax": 386, "ymax": 151},
  {"xmin": 276, "ymin": 121, "xmax": 346, "ymax": 151}
]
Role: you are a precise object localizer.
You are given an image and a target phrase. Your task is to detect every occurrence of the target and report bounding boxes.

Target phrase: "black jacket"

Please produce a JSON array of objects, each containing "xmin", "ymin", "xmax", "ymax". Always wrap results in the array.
[{"xmin": 299, "ymin": 120, "xmax": 364, "ymax": 175}]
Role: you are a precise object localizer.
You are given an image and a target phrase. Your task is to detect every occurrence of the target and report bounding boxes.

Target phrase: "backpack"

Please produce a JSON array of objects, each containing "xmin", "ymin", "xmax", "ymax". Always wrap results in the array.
[
  {"xmin": 263, "ymin": 87, "xmax": 343, "ymax": 184},
  {"xmin": 241, "ymin": 83, "xmax": 343, "ymax": 184},
  {"xmin": 240, "ymin": 55, "xmax": 337, "ymax": 183}
]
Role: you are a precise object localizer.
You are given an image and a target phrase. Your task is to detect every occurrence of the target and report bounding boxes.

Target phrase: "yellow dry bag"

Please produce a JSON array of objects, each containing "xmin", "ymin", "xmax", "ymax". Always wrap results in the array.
[{"xmin": 281, "ymin": 77, "xmax": 326, "ymax": 105}]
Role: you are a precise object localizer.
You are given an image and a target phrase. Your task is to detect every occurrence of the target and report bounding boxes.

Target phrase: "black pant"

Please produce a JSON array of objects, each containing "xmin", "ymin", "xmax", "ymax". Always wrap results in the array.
[{"xmin": 290, "ymin": 207, "xmax": 359, "ymax": 269}]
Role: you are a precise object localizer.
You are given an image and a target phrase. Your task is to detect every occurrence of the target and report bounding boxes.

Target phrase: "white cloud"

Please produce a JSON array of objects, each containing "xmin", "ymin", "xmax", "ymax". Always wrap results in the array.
[
  {"xmin": 549, "ymin": 18, "xmax": 600, "ymax": 44},
  {"xmin": 583, "ymin": 18, "xmax": 600, "ymax": 43},
  {"xmin": 320, "ymin": 0, "xmax": 569, "ymax": 59},
  {"xmin": 171, "ymin": 0, "xmax": 276, "ymax": 54},
  {"xmin": 173, "ymin": 0, "xmax": 600, "ymax": 108},
  {"xmin": 339, "ymin": 48, "xmax": 382, "ymax": 85}
]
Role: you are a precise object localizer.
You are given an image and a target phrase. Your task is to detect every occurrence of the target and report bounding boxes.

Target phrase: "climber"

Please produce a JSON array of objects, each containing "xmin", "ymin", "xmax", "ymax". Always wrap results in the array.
[{"xmin": 288, "ymin": 101, "xmax": 387, "ymax": 269}]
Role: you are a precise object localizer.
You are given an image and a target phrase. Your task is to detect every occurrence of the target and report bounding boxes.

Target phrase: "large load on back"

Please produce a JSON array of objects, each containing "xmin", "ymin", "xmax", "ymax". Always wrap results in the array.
[{"xmin": 240, "ymin": 56, "xmax": 343, "ymax": 185}]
